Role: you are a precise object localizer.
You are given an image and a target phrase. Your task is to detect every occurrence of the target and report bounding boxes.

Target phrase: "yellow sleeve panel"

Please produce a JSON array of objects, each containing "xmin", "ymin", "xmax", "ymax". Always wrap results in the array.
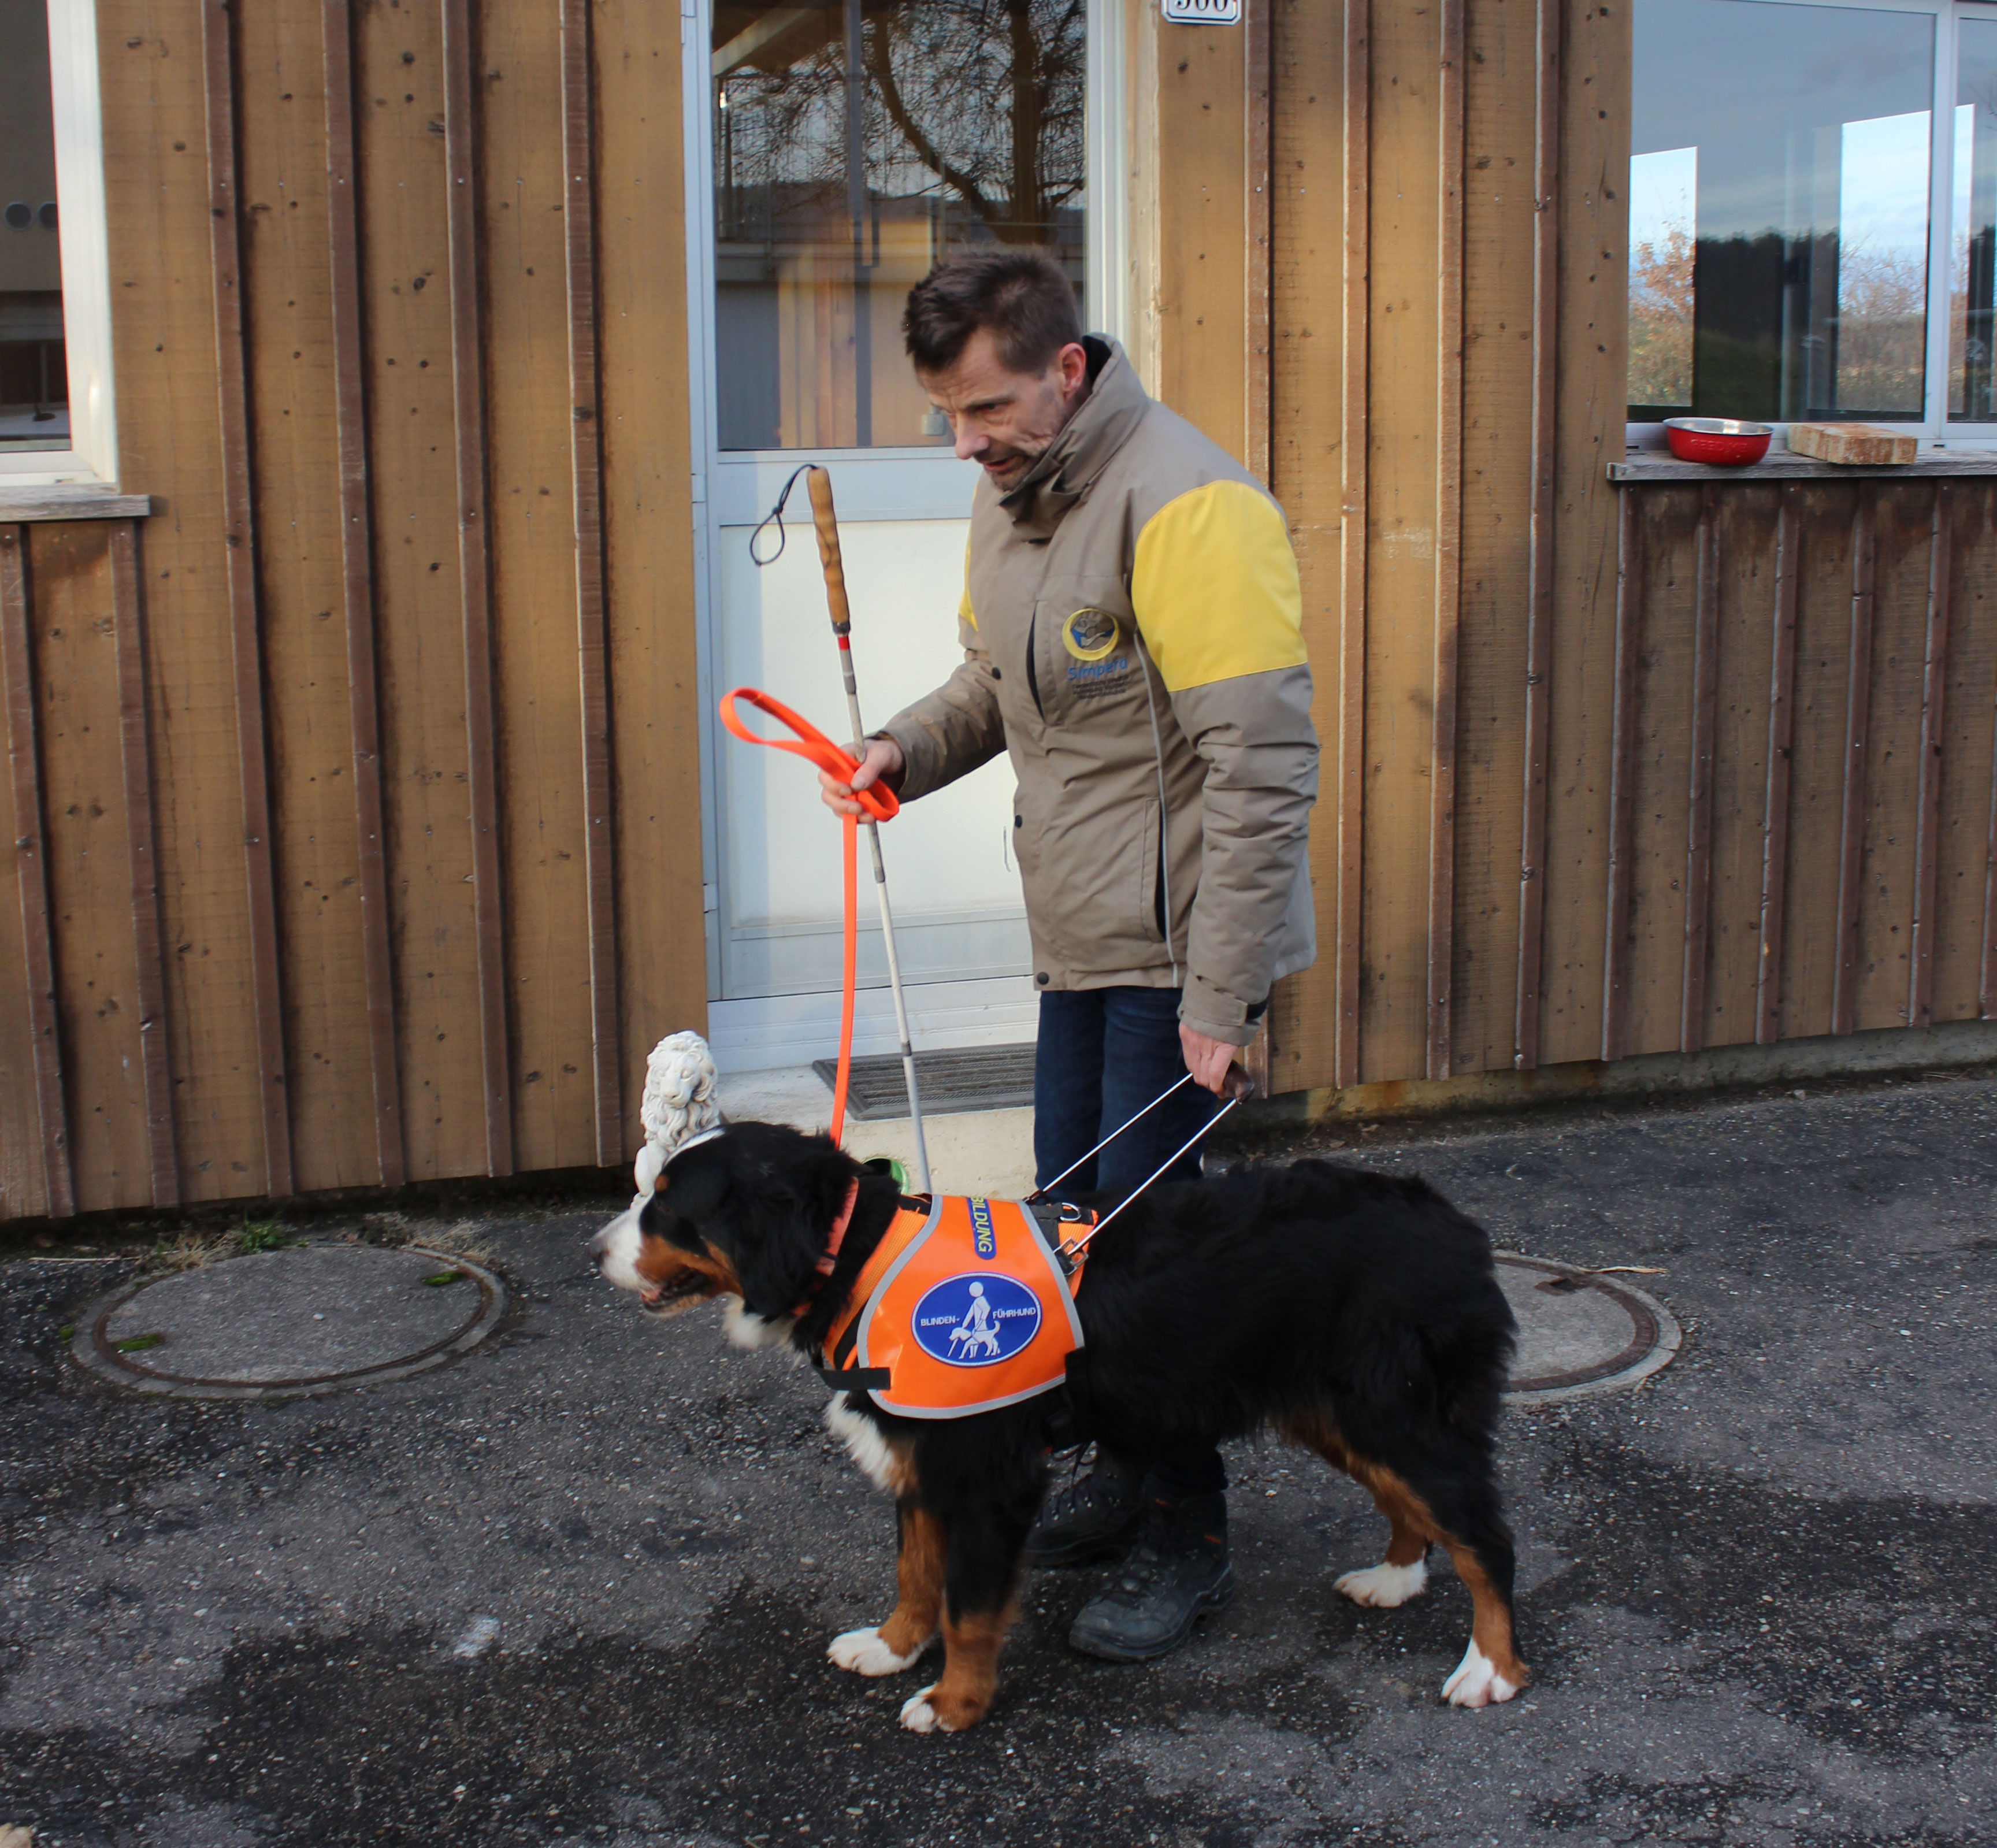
[
  {"xmin": 1131, "ymin": 480, "xmax": 1306, "ymax": 691},
  {"xmin": 958, "ymin": 532, "xmax": 978, "ymax": 632}
]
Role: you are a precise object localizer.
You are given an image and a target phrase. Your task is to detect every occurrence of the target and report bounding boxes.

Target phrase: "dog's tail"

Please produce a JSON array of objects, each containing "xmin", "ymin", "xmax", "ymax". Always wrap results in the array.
[{"xmin": 1429, "ymin": 1288, "xmax": 1517, "ymax": 1448}]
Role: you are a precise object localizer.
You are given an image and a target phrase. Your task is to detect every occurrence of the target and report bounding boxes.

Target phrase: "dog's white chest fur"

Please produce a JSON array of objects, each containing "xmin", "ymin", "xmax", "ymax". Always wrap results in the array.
[{"xmin": 825, "ymin": 1394, "xmax": 900, "ymax": 1493}]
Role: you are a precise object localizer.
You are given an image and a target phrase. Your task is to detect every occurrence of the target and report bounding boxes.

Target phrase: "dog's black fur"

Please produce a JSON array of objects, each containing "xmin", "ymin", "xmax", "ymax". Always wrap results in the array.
[{"xmin": 613, "ymin": 1118, "xmax": 1524, "ymax": 1731}]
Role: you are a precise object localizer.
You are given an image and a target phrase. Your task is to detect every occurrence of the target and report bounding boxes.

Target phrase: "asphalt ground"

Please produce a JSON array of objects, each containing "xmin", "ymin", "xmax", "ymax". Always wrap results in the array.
[{"xmin": 2, "ymin": 1069, "xmax": 1993, "ymax": 1847}]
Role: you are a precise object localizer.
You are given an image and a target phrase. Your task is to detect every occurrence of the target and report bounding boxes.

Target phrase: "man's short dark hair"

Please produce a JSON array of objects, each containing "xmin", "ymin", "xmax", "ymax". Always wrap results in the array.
[{"xmin": 902, "ymin": 248, "xmax": 1084, "ymax": 376}]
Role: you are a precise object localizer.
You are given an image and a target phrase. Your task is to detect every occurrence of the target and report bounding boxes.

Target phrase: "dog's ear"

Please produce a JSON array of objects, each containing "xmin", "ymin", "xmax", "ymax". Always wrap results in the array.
[
  {"xmin": 722, "ymin": 1168, "xmax": 849, "ymax": 1324},
  {"xmin": 637, "ymin": 1188, "xmax": 702, "ymax": 1255},
  {"xmin": 659, "ymin": 1153, "xmax": 730, "ymax": 1225},
  {"xmin": 643, "ymin": 1153, "xmax": 732, "ymax": 1253}
]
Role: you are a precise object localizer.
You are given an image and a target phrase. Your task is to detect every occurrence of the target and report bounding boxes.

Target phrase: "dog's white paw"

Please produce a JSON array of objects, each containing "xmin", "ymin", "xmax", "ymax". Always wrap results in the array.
[
  {"xmin": 1334, "ymin": 1558, "xmax": 1428, "ymax": 1608},
  {"xmin": 1441, "ymin": 1638, "xmax": 1520, "ymax": 1708},
  {"xmin": 827, "ymin": 1627, "xmax": 926, "ymax": 1677},
  {"xmin": 899, "ymin": 1684, "xmax": 959, "ymax": 1734}
]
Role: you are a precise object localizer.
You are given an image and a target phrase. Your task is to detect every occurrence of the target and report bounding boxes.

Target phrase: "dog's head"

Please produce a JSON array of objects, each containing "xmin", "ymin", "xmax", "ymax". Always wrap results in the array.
[{"xmin": 590, "ymin": 1120, "xmax": 863, "ymax": 1348}]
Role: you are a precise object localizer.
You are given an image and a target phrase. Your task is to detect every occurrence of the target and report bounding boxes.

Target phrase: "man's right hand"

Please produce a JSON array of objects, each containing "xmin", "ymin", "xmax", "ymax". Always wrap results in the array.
[{"xmin": 818, "ymin": 736, "xmax": 905, "ymax": 817}]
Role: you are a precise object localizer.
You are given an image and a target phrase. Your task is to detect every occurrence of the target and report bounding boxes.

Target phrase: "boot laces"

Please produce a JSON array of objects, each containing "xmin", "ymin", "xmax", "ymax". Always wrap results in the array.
[
  {"xmin": 1045, "ymin": 1464, "xmax": 1111, "ymax": 1524},
  {"xmin": 1041, "ymin": 1446, "xmax": 1130, "ymax": 1526}
]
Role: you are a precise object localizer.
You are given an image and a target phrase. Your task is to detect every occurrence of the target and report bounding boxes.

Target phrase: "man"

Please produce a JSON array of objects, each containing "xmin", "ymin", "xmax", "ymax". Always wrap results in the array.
[{"xmin": 818, "ymin": 247, "xmax": 1317, "ymax": 1662}]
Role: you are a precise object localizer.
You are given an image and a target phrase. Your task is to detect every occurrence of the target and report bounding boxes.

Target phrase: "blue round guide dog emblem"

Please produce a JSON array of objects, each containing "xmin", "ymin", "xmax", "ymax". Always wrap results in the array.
[{"xmin": 911, "ymin": 1273, "xmax": 1042, "ymax": 1367}]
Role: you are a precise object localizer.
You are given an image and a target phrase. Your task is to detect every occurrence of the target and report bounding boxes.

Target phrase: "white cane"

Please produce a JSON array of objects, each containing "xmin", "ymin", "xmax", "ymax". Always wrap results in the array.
[{"xmin": 806, "ymin": 466, "xmax": 933, "ymax": 1196}]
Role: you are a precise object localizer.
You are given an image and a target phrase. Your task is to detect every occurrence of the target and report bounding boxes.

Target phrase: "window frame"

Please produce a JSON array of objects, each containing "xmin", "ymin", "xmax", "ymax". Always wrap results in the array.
[
  {"xmin": 1, "ymin": 0, "xmax": 116, "ymax": 485},
  {"xmin": 1625, "ymin": 0, "xmax": 1997, "ymax": 448}
]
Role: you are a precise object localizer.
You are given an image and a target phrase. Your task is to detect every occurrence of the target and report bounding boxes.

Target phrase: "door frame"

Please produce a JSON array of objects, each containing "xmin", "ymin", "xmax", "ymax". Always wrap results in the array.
[{"xmin": 680, "ymin": 0, "xmax": 1130, "ymax": 1031}]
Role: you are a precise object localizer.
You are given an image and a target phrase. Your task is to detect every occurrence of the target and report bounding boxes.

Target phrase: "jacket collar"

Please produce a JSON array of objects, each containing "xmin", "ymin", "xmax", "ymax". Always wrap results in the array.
[{"xmin": 996, "ymin": 337, "xmax": 1150, "ymax": 539}]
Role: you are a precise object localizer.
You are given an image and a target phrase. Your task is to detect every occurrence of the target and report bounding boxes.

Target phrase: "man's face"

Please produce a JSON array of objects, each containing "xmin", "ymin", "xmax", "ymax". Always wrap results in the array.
[{"xmin": 918, "ymin": 328, "xmax": 1090, "ymax": 493}]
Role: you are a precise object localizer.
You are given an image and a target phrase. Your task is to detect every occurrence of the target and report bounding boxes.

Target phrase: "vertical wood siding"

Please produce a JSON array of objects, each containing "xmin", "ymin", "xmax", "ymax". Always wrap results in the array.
[
  {"xmin": 8, "ymin": 0, "xmax": 1995, "ymax": 1218},
  {"xmin": 1261, "ymin": 0, "xmax": 1344, "ymax": 1097},
  {"xmin": 0, "ymin": 0, "xmax": 703, "ymax": 1220}
]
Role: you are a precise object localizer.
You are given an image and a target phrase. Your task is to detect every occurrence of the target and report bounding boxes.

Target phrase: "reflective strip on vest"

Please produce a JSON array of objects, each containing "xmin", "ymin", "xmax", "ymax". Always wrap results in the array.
[{"xmin": 826, "ymin": 1196, "xmax": 1086, "ymax": 1420}]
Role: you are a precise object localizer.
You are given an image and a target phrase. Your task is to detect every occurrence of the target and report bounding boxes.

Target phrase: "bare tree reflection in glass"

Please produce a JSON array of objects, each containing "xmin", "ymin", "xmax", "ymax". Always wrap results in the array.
[{"xmin": 712, "ymin": 1, "xmax": 1087, "ymax": 452}]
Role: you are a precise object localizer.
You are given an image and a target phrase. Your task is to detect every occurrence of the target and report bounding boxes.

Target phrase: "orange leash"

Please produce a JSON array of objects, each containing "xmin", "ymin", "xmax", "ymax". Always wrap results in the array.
[{"xmin": 718, "ymin": 687, "xmax": 898, "ymax": 1149}]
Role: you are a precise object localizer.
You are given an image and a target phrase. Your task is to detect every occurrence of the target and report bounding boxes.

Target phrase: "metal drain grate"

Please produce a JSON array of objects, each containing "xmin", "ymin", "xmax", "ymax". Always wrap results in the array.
[{"xmin": 812, "ymin": 1045, "xmax": 1037, "ymax": 1119}]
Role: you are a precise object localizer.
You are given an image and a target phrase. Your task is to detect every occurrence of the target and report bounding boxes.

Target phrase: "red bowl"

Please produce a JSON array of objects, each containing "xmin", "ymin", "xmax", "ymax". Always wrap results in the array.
[{"xmin": 1664, "ymin": 417, "xmax": 1773, "ymax": 466}]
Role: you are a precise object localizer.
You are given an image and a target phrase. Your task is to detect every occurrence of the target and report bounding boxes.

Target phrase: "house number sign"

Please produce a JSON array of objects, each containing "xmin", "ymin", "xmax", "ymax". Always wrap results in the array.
[{"xmin": 1161, "ymin": 0, "xmax": 1242, "ymax": 21}]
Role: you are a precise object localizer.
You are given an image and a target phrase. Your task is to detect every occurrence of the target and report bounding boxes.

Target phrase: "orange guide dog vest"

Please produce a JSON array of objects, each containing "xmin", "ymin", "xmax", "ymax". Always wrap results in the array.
[{"xmin": 818, "ymin": 1196, "xmax": 1090, "ymax": 1420}]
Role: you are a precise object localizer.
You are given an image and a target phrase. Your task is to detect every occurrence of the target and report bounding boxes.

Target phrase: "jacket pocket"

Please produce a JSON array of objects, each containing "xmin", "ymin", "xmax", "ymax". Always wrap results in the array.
[
  {"xmin": 1138, "ymin": 797, "xmax": 1164, "ymax": 944},
  {"xmin": 1011, "ymin": 787, "xmax": 1041, "ymax": 883}
]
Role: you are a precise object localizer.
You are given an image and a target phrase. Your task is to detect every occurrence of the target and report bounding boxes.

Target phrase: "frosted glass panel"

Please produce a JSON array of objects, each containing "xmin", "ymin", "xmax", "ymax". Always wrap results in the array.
[{"xmin": 714, "ymin": 515, "xmax": 1029, "ymax": 997}]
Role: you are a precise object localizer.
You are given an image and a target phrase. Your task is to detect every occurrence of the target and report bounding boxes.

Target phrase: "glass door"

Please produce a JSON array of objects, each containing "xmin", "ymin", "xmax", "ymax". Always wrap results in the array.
[{"xmin": 688, "ymin": 0, "xmax": 1112, "ymax": 1060}]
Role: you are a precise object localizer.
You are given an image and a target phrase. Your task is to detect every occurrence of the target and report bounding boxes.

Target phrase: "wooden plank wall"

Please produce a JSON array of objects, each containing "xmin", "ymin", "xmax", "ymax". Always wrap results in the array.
[
  {"xmin": 1602, "ymin": 479, "xmax": 1997, "ymax": 1057},
  {"xmin": 0, "ymin": 0, "xmax": 704, "ymax": 1220}
]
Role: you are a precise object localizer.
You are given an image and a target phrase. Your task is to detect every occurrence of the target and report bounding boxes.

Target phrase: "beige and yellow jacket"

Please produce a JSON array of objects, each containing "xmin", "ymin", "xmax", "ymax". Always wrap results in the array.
[{"xmin": 878, "ymin": 340, "xmax": 1317, "ymax": 1045}]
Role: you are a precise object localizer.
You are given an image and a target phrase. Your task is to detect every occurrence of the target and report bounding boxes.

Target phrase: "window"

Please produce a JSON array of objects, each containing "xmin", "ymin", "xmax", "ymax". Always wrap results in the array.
[
  {"xmin": 1629, "ymin": 0, "xmax": 1997, "ymax": 437},
  {"xmin": 710, "ymin": 0, "xmax": 1087, "ymax": 452},
  {"xmin": 0, "ymin": 0, "xmax": 114, "ymax": 481}
]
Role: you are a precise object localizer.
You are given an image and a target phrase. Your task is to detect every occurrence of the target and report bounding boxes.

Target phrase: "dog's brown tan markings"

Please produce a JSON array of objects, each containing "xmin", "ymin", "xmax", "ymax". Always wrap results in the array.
[
  {"xmin": 904, "ymin": 1601, "xmax": 1018, "ymax": 1734},
  {"xmin": 1286, "ymin": 1411, "xmax": 1529, "ymax": 1702}
]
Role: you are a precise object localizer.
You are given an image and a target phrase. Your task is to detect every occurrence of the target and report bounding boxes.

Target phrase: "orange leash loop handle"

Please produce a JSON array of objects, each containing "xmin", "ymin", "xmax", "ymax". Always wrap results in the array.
[
  {"xmin": 717, "ymin": 686, "xmax": 899, "ymax": 823},
  {"xmin": 718, "ymin": 686, "xmax": 897, "ymax": 1148}
]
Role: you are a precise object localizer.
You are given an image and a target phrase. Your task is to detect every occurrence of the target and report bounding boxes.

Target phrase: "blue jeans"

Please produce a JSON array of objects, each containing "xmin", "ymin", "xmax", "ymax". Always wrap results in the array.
[{"xmin": 1033, "ymin": 985, "xmax": 1227, "ymax": 1500}]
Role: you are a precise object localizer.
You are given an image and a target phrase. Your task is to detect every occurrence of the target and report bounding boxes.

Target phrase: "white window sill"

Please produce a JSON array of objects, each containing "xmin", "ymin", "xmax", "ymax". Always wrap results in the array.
[{"xmin": 0, "ymin": 484, "xmax": 151, "ymax": 521}]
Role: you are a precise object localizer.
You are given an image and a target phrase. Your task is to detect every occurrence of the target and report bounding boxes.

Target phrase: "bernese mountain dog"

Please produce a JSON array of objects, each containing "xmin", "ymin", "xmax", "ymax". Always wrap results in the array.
[{"xmin": 591, "ymin": 1119, "xmax": 1525, "ymax": 1735}]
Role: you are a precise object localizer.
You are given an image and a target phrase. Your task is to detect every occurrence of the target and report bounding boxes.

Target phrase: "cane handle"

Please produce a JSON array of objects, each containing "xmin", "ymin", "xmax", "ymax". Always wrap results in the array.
[{"xmin": 806, "ymin": 467, "xmax": 852, "ymax": 637}]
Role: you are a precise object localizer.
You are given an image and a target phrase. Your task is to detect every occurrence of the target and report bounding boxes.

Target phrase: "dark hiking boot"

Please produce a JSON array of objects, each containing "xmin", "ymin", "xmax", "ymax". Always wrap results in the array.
[
  {"xmin": 1023, "ymin": 1449, "xmax": 1146, "ymax": 1568},
  {"xmin": 1066, "ymin": 1490, "xmax": 1233, "ymax": 1662}
]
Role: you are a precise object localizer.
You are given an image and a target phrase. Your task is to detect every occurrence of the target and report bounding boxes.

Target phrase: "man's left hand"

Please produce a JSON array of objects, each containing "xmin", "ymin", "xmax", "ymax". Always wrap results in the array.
[{"xmin": 1180, "ymin": 1025, "xmax": 1238, "ymax": 1096}]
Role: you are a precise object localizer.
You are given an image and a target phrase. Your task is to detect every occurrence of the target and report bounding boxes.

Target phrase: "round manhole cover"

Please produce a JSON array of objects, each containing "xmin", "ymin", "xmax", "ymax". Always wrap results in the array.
[
  {"xmin": 1497, "ymin": 1253, "xmax": 1680, "ymax": 1403},
  {"xmin": 70, "ymin": 1245, "xmax": 507, "ymax": 1400}
]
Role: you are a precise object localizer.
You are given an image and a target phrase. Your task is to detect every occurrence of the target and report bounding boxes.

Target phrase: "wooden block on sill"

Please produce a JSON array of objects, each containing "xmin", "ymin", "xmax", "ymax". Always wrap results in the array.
[{"xmin": 1787, "ymin": 422, "xmax": 1917, "ymax": 466}]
